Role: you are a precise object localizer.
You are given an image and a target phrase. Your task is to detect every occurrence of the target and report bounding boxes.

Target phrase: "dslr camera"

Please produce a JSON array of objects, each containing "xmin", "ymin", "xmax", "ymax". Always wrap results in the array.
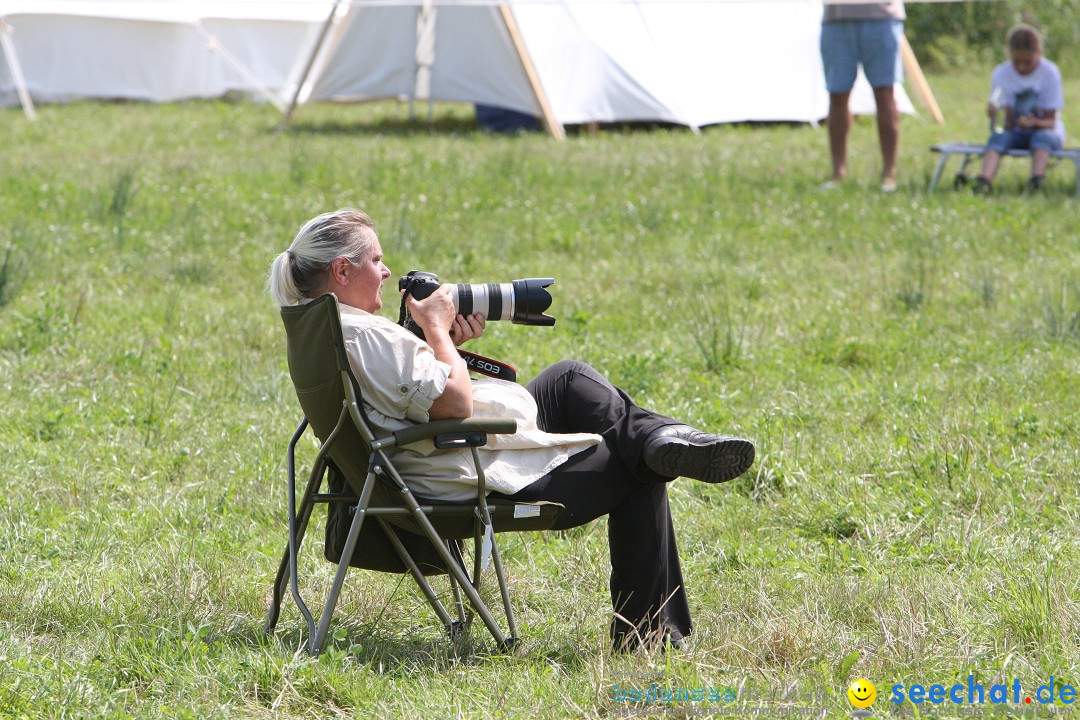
[{"xmin": 398, "ymin": 270, "xmax": 555, "ymax": 337}]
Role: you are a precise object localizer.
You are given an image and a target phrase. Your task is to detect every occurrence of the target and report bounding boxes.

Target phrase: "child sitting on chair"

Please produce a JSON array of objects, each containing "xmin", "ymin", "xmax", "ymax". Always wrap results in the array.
[{"xmin": 974, "ymin": 24, "xmax": 1065, "ymax": 193}]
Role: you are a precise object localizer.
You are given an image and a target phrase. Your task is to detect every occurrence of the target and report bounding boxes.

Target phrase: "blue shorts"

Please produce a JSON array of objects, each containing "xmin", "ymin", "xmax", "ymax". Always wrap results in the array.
[
  {"xmin": 986, "ymin": 129, "xmax": 1064, "ymax": 153},
  {"xmin": 821, "ymin": 19, "xmax": 904, "ymax": 93}
]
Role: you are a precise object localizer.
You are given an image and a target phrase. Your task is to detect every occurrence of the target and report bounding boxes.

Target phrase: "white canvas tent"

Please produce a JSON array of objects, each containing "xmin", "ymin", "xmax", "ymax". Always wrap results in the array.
[
  {"xmin": 282, "ymin": 0, "xmax": 917, "ymax": 136},
  {"xmin": 1, "ymin": 0, "xmax": 919, "ymax": 133},
  {"xmin": 0, "ymin": 1, "xmax": 328, "ymax": 113}
]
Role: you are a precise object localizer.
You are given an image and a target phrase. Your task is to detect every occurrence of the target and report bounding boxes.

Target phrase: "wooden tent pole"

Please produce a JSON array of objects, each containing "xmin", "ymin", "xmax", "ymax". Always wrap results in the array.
[
  {"xmin": 900, "ymin": 33, "xmax": 943, "ymax": 125},
  {"xmin": 0, "ymin": 19, "xmax": 36, "ymax": 121},
  {"xmin": 277, "ymin": 0, "xmax": 343, "ymax": 133},
  {"xmin": 497, "ymin": 2, "xmax": 565, "ymax": 140}
]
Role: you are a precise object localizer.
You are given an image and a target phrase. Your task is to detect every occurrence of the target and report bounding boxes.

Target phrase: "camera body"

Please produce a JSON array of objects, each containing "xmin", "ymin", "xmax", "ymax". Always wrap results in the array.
[
  {"xmin": 398, "ymin": 270, "xmax": 443, "ymax": 301},
  {"xmin": 398, "ymin": 270, "xmax": 556, "ymax": 337}
]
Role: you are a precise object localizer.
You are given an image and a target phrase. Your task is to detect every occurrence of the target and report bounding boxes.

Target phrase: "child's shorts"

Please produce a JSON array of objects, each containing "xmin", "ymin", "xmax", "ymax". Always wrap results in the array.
[
  {"xmin": 987, "ymin": 129, "xmax": 1064, "ymax": 154},
  {"xmin": 820, "ymin": 19, "xmax": 904, "ymax": 93}
]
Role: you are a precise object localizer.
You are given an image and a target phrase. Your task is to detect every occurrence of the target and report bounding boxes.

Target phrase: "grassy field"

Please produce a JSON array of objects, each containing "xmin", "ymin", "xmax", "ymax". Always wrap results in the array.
[{"xmin": 1, "ymin": 71, "xmax": 1078, "ymax": 719}]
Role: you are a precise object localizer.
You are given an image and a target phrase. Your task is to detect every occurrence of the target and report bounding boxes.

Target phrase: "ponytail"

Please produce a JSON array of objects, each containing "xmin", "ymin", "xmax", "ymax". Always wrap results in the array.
[
  {"xmin": 266, "ymin": 209, "xmax": 377, "ymax": 307},
  {"xmin": 268, "ymin": 250, "xmax": 303, "ymax": 306}
]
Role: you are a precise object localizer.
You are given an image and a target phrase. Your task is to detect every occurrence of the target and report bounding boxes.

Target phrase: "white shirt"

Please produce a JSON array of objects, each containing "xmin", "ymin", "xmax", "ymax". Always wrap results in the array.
[
  {"xmin": 339, "ymin": 303, "xmax": 600, "ymax": 501},
  {"xmin": 990, "ymin": 57, "xmax": 1066, "ymax": 141}
]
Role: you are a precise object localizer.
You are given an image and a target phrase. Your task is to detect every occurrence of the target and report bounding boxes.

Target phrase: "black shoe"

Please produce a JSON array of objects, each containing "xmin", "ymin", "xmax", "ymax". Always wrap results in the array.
[
  {"xmin": 643, "ymin": 425, "xmax": 755, "ymax": 483},
  {"xmin": 972, "ymin": 176, "xmax": 993, "ymax": 195},
  {"xmin": 1027, "ymin": 175, "xmax": 1045, "ymax": 191}
]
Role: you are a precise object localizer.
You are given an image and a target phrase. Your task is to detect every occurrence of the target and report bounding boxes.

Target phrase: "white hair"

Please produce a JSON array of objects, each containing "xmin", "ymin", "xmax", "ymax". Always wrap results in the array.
[{"xmin": 267, "ymin": 208, "xmax": 377, "ymax": 306}]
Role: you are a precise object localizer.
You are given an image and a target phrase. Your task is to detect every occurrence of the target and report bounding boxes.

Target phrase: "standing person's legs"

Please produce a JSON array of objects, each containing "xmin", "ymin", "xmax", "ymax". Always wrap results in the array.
[
  {"xmin": 827, "ymin": 93, "xmax": 853, "ymax": 182},
  {"xmin": 873, "ymin": 86, "xmax": 899, "ymax": 186},
  {"xmin": 860, "ymin": 19, "xmax": 904, "ymax": 189},
  {"xmin": 821, "ymin": 21, "xmax": 858, "ymax": 184}
]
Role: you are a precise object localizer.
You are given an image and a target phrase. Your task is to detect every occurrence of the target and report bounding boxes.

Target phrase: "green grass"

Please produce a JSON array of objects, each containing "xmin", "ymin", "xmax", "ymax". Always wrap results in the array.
[{"xmin": 1, "ymin": 71, "xmax": 1078, "ymax": 719}]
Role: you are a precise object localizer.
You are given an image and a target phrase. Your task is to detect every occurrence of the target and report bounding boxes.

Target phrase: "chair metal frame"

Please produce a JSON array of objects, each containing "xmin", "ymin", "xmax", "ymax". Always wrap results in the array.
[{"xmin": 263, "ymin": 295, "xmax": 556, "ymax": 655}]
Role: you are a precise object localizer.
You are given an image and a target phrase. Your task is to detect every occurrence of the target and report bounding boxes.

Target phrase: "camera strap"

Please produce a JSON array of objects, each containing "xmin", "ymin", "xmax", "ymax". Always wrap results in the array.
[{"xmin": 458, "ymin": 350, "xmax": 517, "ymax": 383}]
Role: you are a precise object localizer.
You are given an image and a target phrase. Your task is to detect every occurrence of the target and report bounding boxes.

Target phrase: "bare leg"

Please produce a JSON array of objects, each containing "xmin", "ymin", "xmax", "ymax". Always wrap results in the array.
[
  {"xmin": 873, "ymin": 86, "xmax": 899, "ymax": 184},
  {"xmin": 979, "ymin": 150, "xmax": 1002, "ymax": 181},
  {"xmin": 827, "ymin": 92, "xmax": 852, "ymax": 181},
  {"xmin": 1032, "ymin": 149, "xmax": 1050, "ymax": 177}
]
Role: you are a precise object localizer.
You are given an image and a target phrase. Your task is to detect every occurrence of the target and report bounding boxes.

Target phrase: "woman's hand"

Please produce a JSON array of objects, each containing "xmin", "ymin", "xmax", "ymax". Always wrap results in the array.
[
  {"xmin": 406, "ymin": 285, "xmax": 458, "ymax": 336},
  {"xmin": 450, "ymin": 313, "xmax": 486, "ymax": 346},
  {"xmin": 408, "ymin": 286, "xmax": 474, "ymax": 419}
]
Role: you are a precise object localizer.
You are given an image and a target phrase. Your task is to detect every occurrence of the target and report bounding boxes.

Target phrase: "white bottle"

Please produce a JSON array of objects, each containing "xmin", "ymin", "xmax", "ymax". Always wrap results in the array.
[{"xmin": 989, "ymin": 86, "xmax": 1006, "ymax": 134}]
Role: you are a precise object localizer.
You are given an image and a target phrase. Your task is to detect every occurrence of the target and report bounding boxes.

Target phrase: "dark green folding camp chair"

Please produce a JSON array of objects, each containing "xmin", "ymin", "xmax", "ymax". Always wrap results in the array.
[{"xmin": 263, "ymin": 293, "xmax": 562, "ymax": 654}]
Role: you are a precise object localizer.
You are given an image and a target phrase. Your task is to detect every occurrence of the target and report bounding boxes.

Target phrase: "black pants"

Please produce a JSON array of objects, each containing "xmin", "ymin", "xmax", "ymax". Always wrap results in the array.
[{"xmin": 491, "ymin": 360, "xmax": 690, "ymax": 646}]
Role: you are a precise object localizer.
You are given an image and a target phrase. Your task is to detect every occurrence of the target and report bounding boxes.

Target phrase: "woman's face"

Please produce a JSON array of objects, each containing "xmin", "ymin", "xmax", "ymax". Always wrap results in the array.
[{"xmin": 339, "ymin": 235, "xmax": 391, "ymax": 313}]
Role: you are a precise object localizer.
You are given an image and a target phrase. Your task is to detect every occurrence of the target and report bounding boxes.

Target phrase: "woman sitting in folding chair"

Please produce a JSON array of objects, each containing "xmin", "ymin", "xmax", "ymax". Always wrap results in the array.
[{"xmin": 267, "ymin": 208, "xmax": 756, "ymax": 651}]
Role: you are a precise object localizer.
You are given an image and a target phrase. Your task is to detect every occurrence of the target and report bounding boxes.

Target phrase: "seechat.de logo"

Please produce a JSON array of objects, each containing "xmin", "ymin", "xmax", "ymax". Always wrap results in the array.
[{"xmin": 890, "ymin": 676, "xmax": 1077, "ymax": 707}]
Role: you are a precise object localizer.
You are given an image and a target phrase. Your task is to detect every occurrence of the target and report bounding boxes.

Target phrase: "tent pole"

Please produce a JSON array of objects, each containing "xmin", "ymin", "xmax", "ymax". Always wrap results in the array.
[
  {"xmin": 277, "ymin": 0, "xmax": 344, "ymax": 133},
  {"xmin": 900, "ymin": 33, "xmax": 943, "ymax": 125},
  {"xmin": 0, "ymin": 19, "xmax": 36, "ymax": 121},
  {"xmin": 196, "ymin": 24, "xmax": 286, "ymax": 112},
  {"xmin": 412, "ymin": 0, "xmax": 436, "ymax": 121},
  {"xmin": 497, "ymin": 2, "xmax": 564, "ymax": 140}
]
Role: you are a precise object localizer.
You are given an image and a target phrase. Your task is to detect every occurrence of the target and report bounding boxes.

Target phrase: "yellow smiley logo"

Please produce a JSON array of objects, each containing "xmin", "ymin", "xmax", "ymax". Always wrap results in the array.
[{"xmin": 848, "ymin": 678, "xmax": 876, "ymax": 709}]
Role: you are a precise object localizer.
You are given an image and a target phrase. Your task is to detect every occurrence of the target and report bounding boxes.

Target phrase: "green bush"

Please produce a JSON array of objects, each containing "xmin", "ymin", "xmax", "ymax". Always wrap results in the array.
[{"xmin": 906, "ymin": 0, "xmax": 1080, "ymax": 74}]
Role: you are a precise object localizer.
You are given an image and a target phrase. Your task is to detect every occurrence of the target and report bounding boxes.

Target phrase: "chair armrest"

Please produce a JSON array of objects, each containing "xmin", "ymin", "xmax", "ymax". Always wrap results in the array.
[{"xmin": 393, "ymin": 417, "xmax": 517, "ymax": 448}]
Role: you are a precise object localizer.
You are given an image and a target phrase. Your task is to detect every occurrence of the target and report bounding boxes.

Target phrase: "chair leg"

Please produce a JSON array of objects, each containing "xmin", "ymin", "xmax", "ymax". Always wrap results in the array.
[
  {"xmin": 265, "ymin": 419, "xmax": 321, "ymax": 637},
  {"xmin": 957, "ymin": 153, "xmax": 975, "ymax": 177},
  {"xmin": 929, "ymin": 153, "xmax": 949, "ymax": 192},
  {"xmin": 472, "ymin": 517, "xmax": 485, "ymax": 592},
  {"xmin": 445, "ymin": 541, "xmax": 472, "ymax": 629},
  {"xmin": 308, "ymin": 467, "xmax": 379, "ymax": 655},
  {"xmin": 487, "ymin": 533, "xmax": 519, "ymax": 643},
  {"xmin": 264, "ymin": 483, "xmax": 319, "ymax": 636},
  {"xmin": 376, "ymin": 519, "xmax": 458, "ymax": 630},
  {"xmin": 469, "ymin": 446, "xmax": 518, "ymax": 646},
  {"xmin": 374, "ymin": 451, "xmax": 512, "ymax": 647},
  {"xmin": 288, "ymin": 458, "xmax": 332, "ymax": 646}
]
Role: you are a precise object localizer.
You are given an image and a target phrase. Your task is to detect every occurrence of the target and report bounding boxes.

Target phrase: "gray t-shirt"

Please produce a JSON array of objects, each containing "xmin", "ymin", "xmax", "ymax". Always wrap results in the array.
[{"xmin": 823, "ymin": 2, "xmax": 905, "ymax": 22}]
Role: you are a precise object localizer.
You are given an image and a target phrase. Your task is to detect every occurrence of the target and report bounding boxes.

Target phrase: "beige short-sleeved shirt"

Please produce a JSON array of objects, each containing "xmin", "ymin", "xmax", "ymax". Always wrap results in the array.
[
  {"xmin": 823, "ymin": 2, "xmax": 905, "ymax": 22},
  {"xmin": 339, "ymin": 303, "xmax": 600, "ymax": 501}
]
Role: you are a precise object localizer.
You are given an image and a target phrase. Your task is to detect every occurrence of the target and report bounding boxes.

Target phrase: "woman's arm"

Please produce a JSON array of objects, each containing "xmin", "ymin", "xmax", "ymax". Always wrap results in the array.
[{"xmin": 407, "ymin": 286, "xmax": 473, "ymax": 419}]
